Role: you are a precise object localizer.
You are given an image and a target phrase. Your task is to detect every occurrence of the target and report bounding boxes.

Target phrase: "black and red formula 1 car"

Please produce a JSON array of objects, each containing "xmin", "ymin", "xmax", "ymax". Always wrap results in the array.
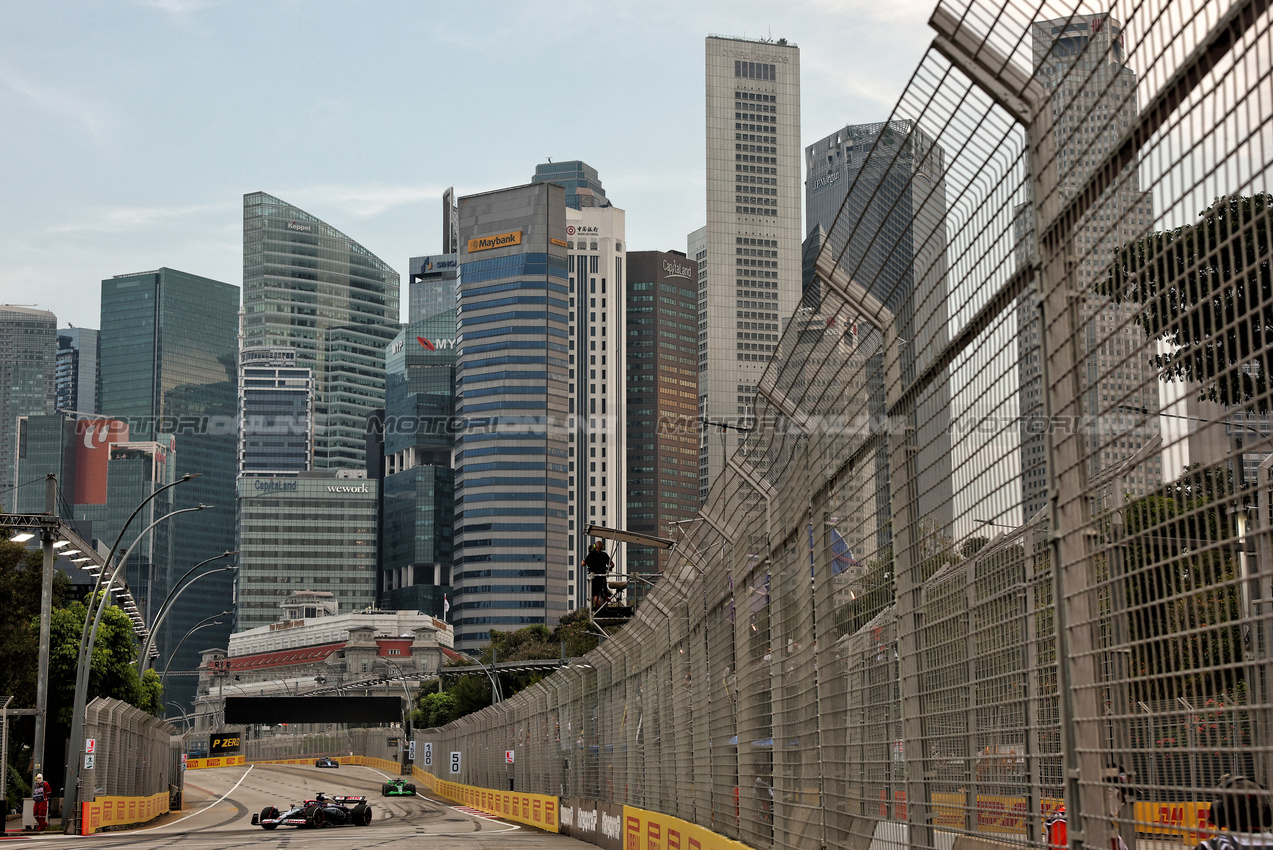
[{"xmin": 252, "ymin": 793, "xmax": 372, "ymax": 829}]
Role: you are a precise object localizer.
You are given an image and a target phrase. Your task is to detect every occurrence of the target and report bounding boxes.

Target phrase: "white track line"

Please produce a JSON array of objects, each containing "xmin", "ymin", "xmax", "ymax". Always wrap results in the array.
[{"xmin": 163, "ymin": 764, "xmax": 254, "ymax": 829}]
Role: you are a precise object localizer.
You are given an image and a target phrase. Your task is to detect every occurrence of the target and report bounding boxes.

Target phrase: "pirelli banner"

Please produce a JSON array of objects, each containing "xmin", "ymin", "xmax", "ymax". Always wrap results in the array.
[
  {"xmin": 81, "ymin": 791, "xmax": 169, "ymax": 835},
  {"xmin": 428, "ymin": 777, "xmax": 558, "ymax": 833},
  {"xmin": 185, "ymin": 754, "xmax": 245, "ymax": 770},
  {"xmin": 622, "ymin": 807, "xmax": 754, "ymax": 850}
]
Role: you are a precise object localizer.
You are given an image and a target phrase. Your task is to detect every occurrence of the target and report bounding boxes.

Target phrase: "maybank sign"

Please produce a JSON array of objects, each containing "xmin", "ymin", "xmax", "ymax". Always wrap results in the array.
[{"xmin": 467, "ymin": 230, "xmax": 522, "ymax": 253}]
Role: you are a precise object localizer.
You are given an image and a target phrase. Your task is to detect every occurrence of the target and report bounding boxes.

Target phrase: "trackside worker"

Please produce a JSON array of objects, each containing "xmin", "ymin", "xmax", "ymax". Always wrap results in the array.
[{"xmin": 32, "ymin": 772, "xmax": 52, "ymax": 831}]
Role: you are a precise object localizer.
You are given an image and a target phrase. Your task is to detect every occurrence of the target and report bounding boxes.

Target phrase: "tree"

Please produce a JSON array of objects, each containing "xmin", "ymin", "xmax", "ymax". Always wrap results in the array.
[
  {"xmin": 46, "ymin": 595, "xmax": 164, "ymax": 726},
  {"xmin": 0, "ymin": 540, "xmax": 72, "ymax": 703},
  {"xmin": 412, "ymin": 611, "xmax": 600, "ymax": 728},
  {"xmin": 1096, "ymin": 193, "xmax": 1273, "ymax": 411},
  {"xmin": 1118, "ymin": 465, "xmax": 1244, "ymax": 702}
]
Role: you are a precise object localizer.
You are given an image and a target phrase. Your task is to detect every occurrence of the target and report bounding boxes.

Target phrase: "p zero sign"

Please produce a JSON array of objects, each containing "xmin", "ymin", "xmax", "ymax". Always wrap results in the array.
[{"xmin": 210, "ymin": 734, "xmax": 241, "ymax": 754}]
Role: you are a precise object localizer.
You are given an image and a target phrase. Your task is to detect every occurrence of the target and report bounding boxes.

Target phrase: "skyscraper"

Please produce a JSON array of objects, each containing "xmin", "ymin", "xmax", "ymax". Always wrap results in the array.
[
  {"xmin": 1018, "ymin": 14, "xmax": 1159, "ymax": 518},
  {"xmin": 98, "ymin": 268, "xmax": 238, "ymax": 712},
  {"xmin": 238, "ymin": 346, "xmax": 313, "ymax": 475},
  {"xmin": 1, "ymin": 305, "xmax": 56, "ymax": 511},
  {"xmin": 453, "ymin": 182, "xmax": 571, "ymax": 651},
  {"xmin": 626, "ymin": 251, "xmax": 700, "ymax": 599},
  {"xmin": 56, "ymin": 327, "xmax": 99, "ymax": 415},
  {"xmin": 701, "ymin": 36, "xmax": 802, "ymax": 495},
  {"xmin": 380, "ymin": 314, "xmax": 457, "ymax": 617},
  {"xmin": 532, "ymin": 161, "xmax": 609, "ymax": 209},
  {"xmin": 804, "ymin": 119, "xmax": 954, "ymax": 542},
  {"xmin": 409, "ymin": 254, "xmax": 459, "ymax": 324},
  {"xmin": 241, "ymin": 192, "xmax": 401, "ymax": 470},
  {"xmin": 235, "ymin": 471, "xmax": 378, "ymax": 631}
]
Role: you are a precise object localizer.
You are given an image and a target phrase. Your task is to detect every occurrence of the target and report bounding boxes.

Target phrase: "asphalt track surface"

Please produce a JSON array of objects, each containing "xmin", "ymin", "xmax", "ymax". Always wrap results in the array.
[{"xmin": 12, "ymin": 763, "xmax": 586, "ymax": 850}]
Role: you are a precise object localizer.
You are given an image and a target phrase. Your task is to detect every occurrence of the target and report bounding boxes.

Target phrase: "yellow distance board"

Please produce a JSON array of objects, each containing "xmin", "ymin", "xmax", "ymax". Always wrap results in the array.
[{"xmin": 468, "ymin": 230, "xmax": 522, "ymax": 253}]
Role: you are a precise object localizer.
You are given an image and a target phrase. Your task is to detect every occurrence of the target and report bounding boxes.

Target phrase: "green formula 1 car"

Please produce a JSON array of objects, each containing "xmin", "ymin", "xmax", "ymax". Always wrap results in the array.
[{"xmin": 381, "ymin": 778, "xmax": 417, "ymax": 796}]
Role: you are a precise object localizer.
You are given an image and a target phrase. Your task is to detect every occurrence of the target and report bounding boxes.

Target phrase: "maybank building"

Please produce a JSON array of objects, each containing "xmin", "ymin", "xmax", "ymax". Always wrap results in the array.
[
  {"xmin": 235, "ymin": 473, "xmax": 378, "ymax": 631},
  {"xmin": 453, "ymin": 183, "xmax": 570, "ymax": 651}
]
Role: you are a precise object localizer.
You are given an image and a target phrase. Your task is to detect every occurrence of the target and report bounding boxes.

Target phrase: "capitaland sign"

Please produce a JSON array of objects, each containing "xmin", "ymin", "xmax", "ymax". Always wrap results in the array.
[
  {"xmin": 285, "ymin": 221, "xmax": 314, "ymax": 233},
  {"xmin": 254, "ymin": 479, "xmax": 298, "ymax": 492},
  {"xmin": 467, "ymin": 230, "xmax": 522, "ymax": 253},
  {"xmin": 662, "ymin": 259, "xmax": 694, "ymax": 280}
]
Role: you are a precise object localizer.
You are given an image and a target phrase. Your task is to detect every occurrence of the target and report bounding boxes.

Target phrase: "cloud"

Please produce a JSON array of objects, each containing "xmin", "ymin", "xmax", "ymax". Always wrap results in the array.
[
  {"xmin": 0, "ymin": 64, "xmax": 111, "ymax": 141},
  {"xmin": 282, "ymin": 184, "xmax": 455, "ymax": 219},
  {"xmin": 46, "ymin": 201, "xmax": 238, "ymax": 234},
  {"xmin": 133, "ymin": 0, "xmax": 219, "ymax": 15}
]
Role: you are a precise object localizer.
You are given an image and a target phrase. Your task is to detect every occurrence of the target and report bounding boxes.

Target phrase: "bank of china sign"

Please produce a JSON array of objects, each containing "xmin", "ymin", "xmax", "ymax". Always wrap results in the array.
[{"xmin": 467, "ymin": 230, "xmax": 523, "ymax": 253}]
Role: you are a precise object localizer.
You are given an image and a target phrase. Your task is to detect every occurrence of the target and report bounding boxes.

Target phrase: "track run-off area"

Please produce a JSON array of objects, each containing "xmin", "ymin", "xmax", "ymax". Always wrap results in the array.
[{"xmin": 9, "ymin": 763, "xmax": 587, "ymax": 850}]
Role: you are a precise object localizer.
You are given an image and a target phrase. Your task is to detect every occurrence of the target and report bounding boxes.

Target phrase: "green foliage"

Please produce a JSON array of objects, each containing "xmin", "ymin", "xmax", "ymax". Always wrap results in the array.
[
  {"xmin": 0, "ymin": 539, "xmax": 72, "ymax": 703},
  {"xmin": 412, "ymin": 611, "xmax": 599, "ymax": 728},
  {"xmin": 46, "ymin": 595, "xmax": 164, "ymax": 726},
  {"xmin": 1096, "ymin": 193, "xmax": 1273, "ymax": 412},
  {"xmin": 1119, "ymin": 465, "xmax": 1244, "ymax": 701},
  {"xmin": 6, "ymin": 764, "xmax": 31, "ymax": 818}
]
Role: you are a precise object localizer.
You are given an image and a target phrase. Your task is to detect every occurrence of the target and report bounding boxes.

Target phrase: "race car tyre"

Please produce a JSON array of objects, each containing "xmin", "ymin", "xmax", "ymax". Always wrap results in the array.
[
  {"xmin": 352, "ymin": 803, "xmax": 372, "ymax": 826},
  {"xmin": 306, "ymin": 804, "xmax": 325, "ymax": 828},
  {"xmin": 406, "ymin": 784, "xmax": 416, "ymax": 793},
  {"xmin": 259, "ymin": 806, "xmax": 279, "ymax": 830},
  {"xmin": 382, "ymin": 783, "xmax": 390, "ymax": 796}
]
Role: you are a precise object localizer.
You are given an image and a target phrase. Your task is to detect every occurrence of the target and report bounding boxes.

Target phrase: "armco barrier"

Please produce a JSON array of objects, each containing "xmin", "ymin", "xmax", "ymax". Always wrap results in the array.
[{"xmin": 80, "ymin": 791, "xmax": 169, "ymax": 835}]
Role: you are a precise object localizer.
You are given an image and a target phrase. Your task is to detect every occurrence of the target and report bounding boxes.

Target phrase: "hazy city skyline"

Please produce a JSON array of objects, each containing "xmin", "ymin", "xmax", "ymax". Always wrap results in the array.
[{"xmin": 0, "ymin": 1, "xmax": 935, "ymax": 327}]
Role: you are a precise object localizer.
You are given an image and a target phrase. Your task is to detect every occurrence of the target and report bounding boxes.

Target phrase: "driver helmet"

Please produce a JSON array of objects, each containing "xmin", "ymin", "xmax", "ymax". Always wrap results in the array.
[{"xmin": 316, "ymin": 793, "xmax": 327, "ymax": 803}]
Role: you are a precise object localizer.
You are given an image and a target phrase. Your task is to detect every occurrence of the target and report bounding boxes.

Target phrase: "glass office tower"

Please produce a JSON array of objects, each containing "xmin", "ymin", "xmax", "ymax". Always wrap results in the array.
[
  {"xmin": 238, "ymin": 346, "xmax": 313, "ymax": 475},
  {"xmin": 453, "ymin": 182, "xmax": 571, "ymax": 651},
  {"xmin": 380, "ymin": 313, "xmax": 457, "ymax": 616},
  {"xmin": 98, "ymin": 267, "xmax": 238, "ymax": 713},
  {"xmin": 0, "ymin": 306, "xmax": 56, "ymax": 511},
  {"xmin": 804, "ymin": 119, "xmax": 954, "ymax": 546},
  {"xmin": 56, "ymin": 327, "xmax": 99, "ymax": 415},
  {"xmin": 241, "ymin": 192, "xmax": 400, "ymax": 470}
]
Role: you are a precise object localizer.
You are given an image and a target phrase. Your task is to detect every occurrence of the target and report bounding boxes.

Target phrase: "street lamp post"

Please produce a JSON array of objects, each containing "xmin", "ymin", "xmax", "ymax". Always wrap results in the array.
[
  {"xmin": 138, "ymin": 551, "xmax": 237, "ymax": 676},
  {"xmin": 62, "ymin": 472, "xmax": 202, "ymax": 834},
  {"xmin": 376, "ymin": 659, "xmax": 414, "ymax": 772},
  {"xmin": 159, "ymin": 612, "xmax": 233, "ymax": 691}
]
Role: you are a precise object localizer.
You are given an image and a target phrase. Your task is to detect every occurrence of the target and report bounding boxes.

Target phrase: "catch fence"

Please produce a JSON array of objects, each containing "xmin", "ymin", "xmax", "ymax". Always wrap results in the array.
[
  {"xmin": 418, "ymin": 1, "xmax": 1273, "ymax": 849},
  {"xmin": 81, "ymin": 697, "xmax": 181, "ymax": 801}
]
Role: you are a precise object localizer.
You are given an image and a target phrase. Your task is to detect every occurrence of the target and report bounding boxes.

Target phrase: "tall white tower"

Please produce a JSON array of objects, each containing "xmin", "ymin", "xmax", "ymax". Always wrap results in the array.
[{"xmin": 701, "ymin": 36, "xmax": 802, "ymax": 495}]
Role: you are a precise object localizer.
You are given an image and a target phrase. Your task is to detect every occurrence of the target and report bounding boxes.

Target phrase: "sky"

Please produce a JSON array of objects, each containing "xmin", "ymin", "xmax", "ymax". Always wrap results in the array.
[{"xmin": 0, "ymin": 0, "xmax": 937, "ymax": 330}]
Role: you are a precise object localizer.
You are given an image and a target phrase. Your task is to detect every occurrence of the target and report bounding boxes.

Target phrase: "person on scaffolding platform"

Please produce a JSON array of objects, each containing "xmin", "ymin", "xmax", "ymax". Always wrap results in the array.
[{"xmin": 584, "ymin": 540, "xmax": 613, "ymax": 609}]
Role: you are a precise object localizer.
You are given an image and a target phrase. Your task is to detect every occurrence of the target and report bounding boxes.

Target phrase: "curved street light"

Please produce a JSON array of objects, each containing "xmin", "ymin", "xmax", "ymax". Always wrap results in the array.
[
  {"xmin": 376, "ymin": 658, "xmax": 415, "ymax": 768},
  {"xmin": 138, "ymin": 550, "xmax": 237, "ymax": 676},
  {"xmin": 159, "ymin": 611, "xmax": 233, "ymax": 691},
  {"xmin": 63, "ymin": 472, "xmax": 202, "ymax": 834}
]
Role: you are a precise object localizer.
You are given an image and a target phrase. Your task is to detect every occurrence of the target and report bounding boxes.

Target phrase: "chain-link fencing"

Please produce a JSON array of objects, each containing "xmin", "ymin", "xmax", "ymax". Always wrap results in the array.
[{"xmin": 417, "ymin": 1, "xmax": 1273, "ymax": 849}]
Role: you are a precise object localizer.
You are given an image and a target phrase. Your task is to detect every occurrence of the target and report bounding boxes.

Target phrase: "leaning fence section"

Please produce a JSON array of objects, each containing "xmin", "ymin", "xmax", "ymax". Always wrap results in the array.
[
  {"xmin": 81, "ymin": 697, "xmax": 180, "ymax": 802},
  {"xmin": 416, "ymin": 1, "xmax": 1273, "ymax": 849}
]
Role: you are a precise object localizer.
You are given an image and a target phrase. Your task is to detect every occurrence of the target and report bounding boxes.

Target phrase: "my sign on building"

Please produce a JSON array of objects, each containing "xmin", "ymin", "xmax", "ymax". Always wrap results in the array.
[{"xmin": 210, "ymin": 734, "xmax": 241, "ymax": 755}]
